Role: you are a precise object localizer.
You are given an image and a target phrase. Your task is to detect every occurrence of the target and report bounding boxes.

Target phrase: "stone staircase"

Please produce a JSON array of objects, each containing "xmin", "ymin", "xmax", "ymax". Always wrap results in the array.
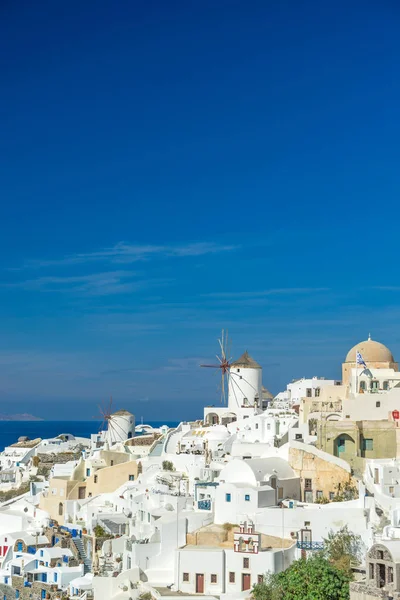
[
  {"xmin": 73, "ymin": 536, "xmax": 92, "ymax": 574},
  {"xmin": 99, "ymin": 518, "xmax": 127, "ymax": 536}
]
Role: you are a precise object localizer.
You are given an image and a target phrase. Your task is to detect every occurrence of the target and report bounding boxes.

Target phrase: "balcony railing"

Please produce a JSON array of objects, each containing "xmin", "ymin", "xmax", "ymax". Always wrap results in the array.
[
  {"xmin": 297, "ymin": 541, "xmax": 324, "ymax": 551},
  {"xmin": 198, "ymin": 500, "xmax": 211, "ymax": 510}
]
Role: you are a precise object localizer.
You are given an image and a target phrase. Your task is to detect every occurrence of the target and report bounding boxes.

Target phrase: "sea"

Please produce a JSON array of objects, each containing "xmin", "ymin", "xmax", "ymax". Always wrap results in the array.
[{"xmin": 0, "ymin": 420, "xmax": 179, "ymax": 452}]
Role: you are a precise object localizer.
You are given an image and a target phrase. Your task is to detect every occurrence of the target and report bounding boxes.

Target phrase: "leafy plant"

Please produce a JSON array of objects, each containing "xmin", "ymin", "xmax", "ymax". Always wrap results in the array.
[
  {"xmin": 94, "ymin": 525, "xmax": 107, "ymax": 537},
  {"xmin": 162, "ymin": 460, "xmax": 175, "ymax": 472},
  {"xmin": 315, "ymin": 496, "xmax": 329, "ymax": 504},
  {"xmin": 322, "ymin": 525, "xmax": 363, "ymax": 577},
  {"xmin": 252, "ymin": 555, "xmax": 350, "ymax": 600},
  {"xmin": 331, "ymin": 481, "xmax": 358, "ymax": 502}
]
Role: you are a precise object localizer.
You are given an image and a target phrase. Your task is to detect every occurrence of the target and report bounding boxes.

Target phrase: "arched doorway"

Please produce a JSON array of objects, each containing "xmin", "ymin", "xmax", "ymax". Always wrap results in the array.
[
  {"xmin": 205, "ymin": 413, "xmax": 220, "ymax": 425},
  {"xmin": 334, "ymin": 433, "xmax": 355, "ymax": 458}
]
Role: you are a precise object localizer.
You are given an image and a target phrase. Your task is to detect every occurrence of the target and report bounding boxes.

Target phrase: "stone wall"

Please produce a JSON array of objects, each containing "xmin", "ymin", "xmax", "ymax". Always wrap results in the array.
[
  {"xmin": 0, "ymin": 583, "xmax": 14, "ymax": 600},
  {"xmin": 289, "ymin": 445, "xmax": 355, "ymax": 502},
  {"xmin": 350, "ymin": 581, "xmax": 400, "ymax": 599}
]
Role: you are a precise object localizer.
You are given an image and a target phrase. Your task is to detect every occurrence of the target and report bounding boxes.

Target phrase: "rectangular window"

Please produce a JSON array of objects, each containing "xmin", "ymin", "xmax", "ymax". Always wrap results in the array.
[
  {"xmin": 329, "ymin": 492, "xmax": 335, "ymax": 500},
  {"xmin": 183, "ymin": 573, "xmax": 189, "ymax": 582},
  {"xmin": 305, "ymin": 479, "xmax": 312, "ymax": 490},
  {"xmin": 229, "ymin": 572, "xmax": 235, "ymax": 583},
  {"xmin": 306, "ymin": 388, "xmax": 312, "ymax": 397},
  {"xmin": 316, "ymin": 490, "xmax": 323, "ymax": 499},
  {"xmin": 94, "ymin": 475, "xmax": 98, "ymax": 483},
  {"xmin": 376, "ymin": 401, "xmax": 381, "ymax": 407},
  {"xmin": 226, "ymin": 493, "xmax": 231, "ymax": 502},
  {"xmin": 388, "ymin": 566, "xmax": 394, "ymax": 583},
  {"xmin": 243, "ymin": 557, "xmax": 250, "ymax": 569},
  {"xmin": 377, "ymin": 550, "xmax": 384, "ymax": 560},
  {"xmin": 363, "ymin": 439, "xmax": 374, "ymax": 451},
  {"xmin": 110, "ymin": 460, "xmax": 114, "ymax": 466},
  {"xmin": 369, "ymin": 563, "xmax": 374, "ymax": 579},
  {"xmin": 304, "ymin": 521, "xmax": 310, "ymax": 527},
  {"xmin": 245, "ymin": 494, "xmax": 250, "ymax": 501},
  {"xmin": 389, "ymin": 486, "xmax": 395, "ymax": 495},
  {"xmin": 129, "ymin": 475, "xmax": 135, "ymax": 481},
  {"xmin": 255, "ymin": 424, "xmax": 259, "ymax": 430},
  {"xmin": 211, "ymin": 574, "xmax": 217, "ymax": 583},
  {"xmin": 86, "ymin": 468, "xmax": 90, "ymax": 477},
  {"xmin": 257, "ymin": 575, "xmax": 263, "ymax": 584}
]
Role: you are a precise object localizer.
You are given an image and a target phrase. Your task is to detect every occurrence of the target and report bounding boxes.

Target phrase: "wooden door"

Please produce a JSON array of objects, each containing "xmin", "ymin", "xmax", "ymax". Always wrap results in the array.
[
  {"xmin": 196, "ymin": 573, "xmax": 204, "ymax": 593},
  {"xmin": 242, "ymin": 573, "xmax": 251, "ymax": 591}
]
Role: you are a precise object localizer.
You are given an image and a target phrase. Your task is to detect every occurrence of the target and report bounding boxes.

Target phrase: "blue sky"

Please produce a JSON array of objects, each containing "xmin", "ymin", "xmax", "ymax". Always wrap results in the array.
[{"xmin": 1, "ymin": 0, "xmax": 400, "ymax": 420}]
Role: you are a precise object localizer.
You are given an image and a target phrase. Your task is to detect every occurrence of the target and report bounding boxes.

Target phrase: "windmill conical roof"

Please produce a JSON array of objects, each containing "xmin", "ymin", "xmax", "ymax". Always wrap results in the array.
[
  {"xmin": 262, "ymin": 386, "xmax": 273, "ymax": 399},
  {"xmin": 231, "ymin": 351, "xmax": 262, "ymax": 369}
]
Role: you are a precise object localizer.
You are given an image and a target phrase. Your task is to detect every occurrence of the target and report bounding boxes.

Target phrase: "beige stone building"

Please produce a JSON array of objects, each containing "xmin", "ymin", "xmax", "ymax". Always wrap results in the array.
[
  {"xmin": 40, "ymin": 451, "xmax": 139, "ymax": 524},
  {"xmin": 342, "ymin": 336, "xmax": 398, "ymax": 387},
  {"xmin": 315, "ymin": 419, "xmax": 399, "ymax": 475},
  {"xmin": 289, "ymin": 441, "xmax": 355, "ymax": 503}
]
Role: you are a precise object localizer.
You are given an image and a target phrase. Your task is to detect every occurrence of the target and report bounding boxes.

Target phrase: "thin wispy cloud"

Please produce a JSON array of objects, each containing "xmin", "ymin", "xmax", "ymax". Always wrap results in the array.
[
  {"xmin": 203, "ymin": 287, "xmax": 330, "ymax": 299},
  {"xmin": 3, "ymin": 270, "xmax": 168, "ymax": 296},
  {"xmin": 23, "ymin": 241, "xmax": 238, "ymax": 268}
]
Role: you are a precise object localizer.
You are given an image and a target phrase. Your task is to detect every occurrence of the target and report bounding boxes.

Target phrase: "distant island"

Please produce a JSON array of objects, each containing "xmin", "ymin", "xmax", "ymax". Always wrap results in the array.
[{"xmin": 0, "ymin": 413, "xmax": 44, "ymax": 421}]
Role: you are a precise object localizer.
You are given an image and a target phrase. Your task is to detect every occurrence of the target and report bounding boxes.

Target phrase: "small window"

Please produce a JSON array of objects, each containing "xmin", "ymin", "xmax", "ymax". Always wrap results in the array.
[
  {"xmin": 226, "ymin": 493, "xmax": 231, "ymax": 502},
  {"xmin": 377, "ymin": 550, "xmax": 384, "ymax": 560},
  {"xmin": 388, "ymin": 566, "xmax": 394, "ymax": 583},
  {"xmin": 316, "ymin": 490, "xmax": 323, "ymax": 499},
  {"xmin": 304, "ymin": 521, "xmax": 310, "ymax": 527},
  {"xmin": 211, "ymin": 574, "xmax": 217, "ymax": 583},
  {"xmin": 4, "ymin": 538, "xmax": 7, "ymax": 543},
  {"xmin": 329, "ymin": 492, "xmax": 335, "ymax": 500},
  {"xmin": 369, "ymin": 563, "xmax": 374, "ymax": 579},
  {"xmin": 376, "ymin": 401, "xmax": 381, "ymax": 408},
  {"xmin": 359, "ymin": 381, "xmax": 366, "ymax": 391},
  {"xmin": 306, "ymin": 388, "xmax": 312, "ymax": 397},
  {"xmin": 40, "ymin": 550, "xmax": 43, "ymax": 557},
  {"xmin": 245, "ymin": 494, "xmax": 250, "ymax": 502},
  {"xmin": 129, "ymin": 475, "xmax": 135, "ymax": 481},
  {"xmin": 389, "ymin": 486, "xmax": 395, "ymax": 495},
  {"xmin": 94, "ymin": 475, "xmax": 98, "ymax": 483},
  {"xmin": 255, "ymin": 424, "xmax": 259, "ymax": 430},
  {"xmin": 383, "ymin": 381, "xmax": 389, "ymax": 391},
  {"xmin": 110, "ymin": 460, "xmax": 114, "ymax": 466},
  {"xmin": 86, "ymin": 468, "xmax": 90, "ymax": 477},
  {"xmin": 315, "ymin": 388, "xmax": 320, "ymax": 397},
  {"xmin": 183, "ymin": 572, "xmax": 189, "ymax": 582},
  {"xmin": 229, "ymin": 572, "xmax": 235, "ymax": 583},
  {"xmin": 363, "ymin": 439, "xmax": 374, "ymax": 451},
  {"xmin": 305, "ymin": 479, "xmax": 312, "ymax": 490},
  {"xmin": 257, "ymin": 575, "xmax": 263, "ymax": 584},
  {"xmin": 237, "ymin": 369, "xmax": 240, "ymax": 373},
  {"xmin": 243, "ymin": 557, "xmax": 250, "ymax": 568}
]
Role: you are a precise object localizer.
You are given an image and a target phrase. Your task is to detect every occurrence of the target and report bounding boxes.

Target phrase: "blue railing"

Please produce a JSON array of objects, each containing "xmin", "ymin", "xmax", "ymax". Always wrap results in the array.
[
  {"xmin": 27, "ymin": 546, "xmax": 36, "ymax": 554},
  {"xmin": 198, "ymin": 500, "xmax": 211, "ymax": 510},
  {"xmin": 297, "ymin": 541, "xmax": 324, "ymax": 550}
]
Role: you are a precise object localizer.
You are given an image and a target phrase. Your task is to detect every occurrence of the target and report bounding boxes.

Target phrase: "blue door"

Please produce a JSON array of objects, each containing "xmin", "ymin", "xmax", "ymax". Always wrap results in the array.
[
  {"xmin": 41, "ymin": 590, "xmax": 46, "ymax": 599},
  {"xmin": 17, "ymin": 542, "xmax": 23, "ymax": 551}
]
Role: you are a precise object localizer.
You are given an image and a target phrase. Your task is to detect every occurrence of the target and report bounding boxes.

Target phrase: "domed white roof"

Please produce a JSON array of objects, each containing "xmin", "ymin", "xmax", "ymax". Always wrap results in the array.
[{"xmin": 345, "ymin": 336, "xmax": 394, "ymax": 363}]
